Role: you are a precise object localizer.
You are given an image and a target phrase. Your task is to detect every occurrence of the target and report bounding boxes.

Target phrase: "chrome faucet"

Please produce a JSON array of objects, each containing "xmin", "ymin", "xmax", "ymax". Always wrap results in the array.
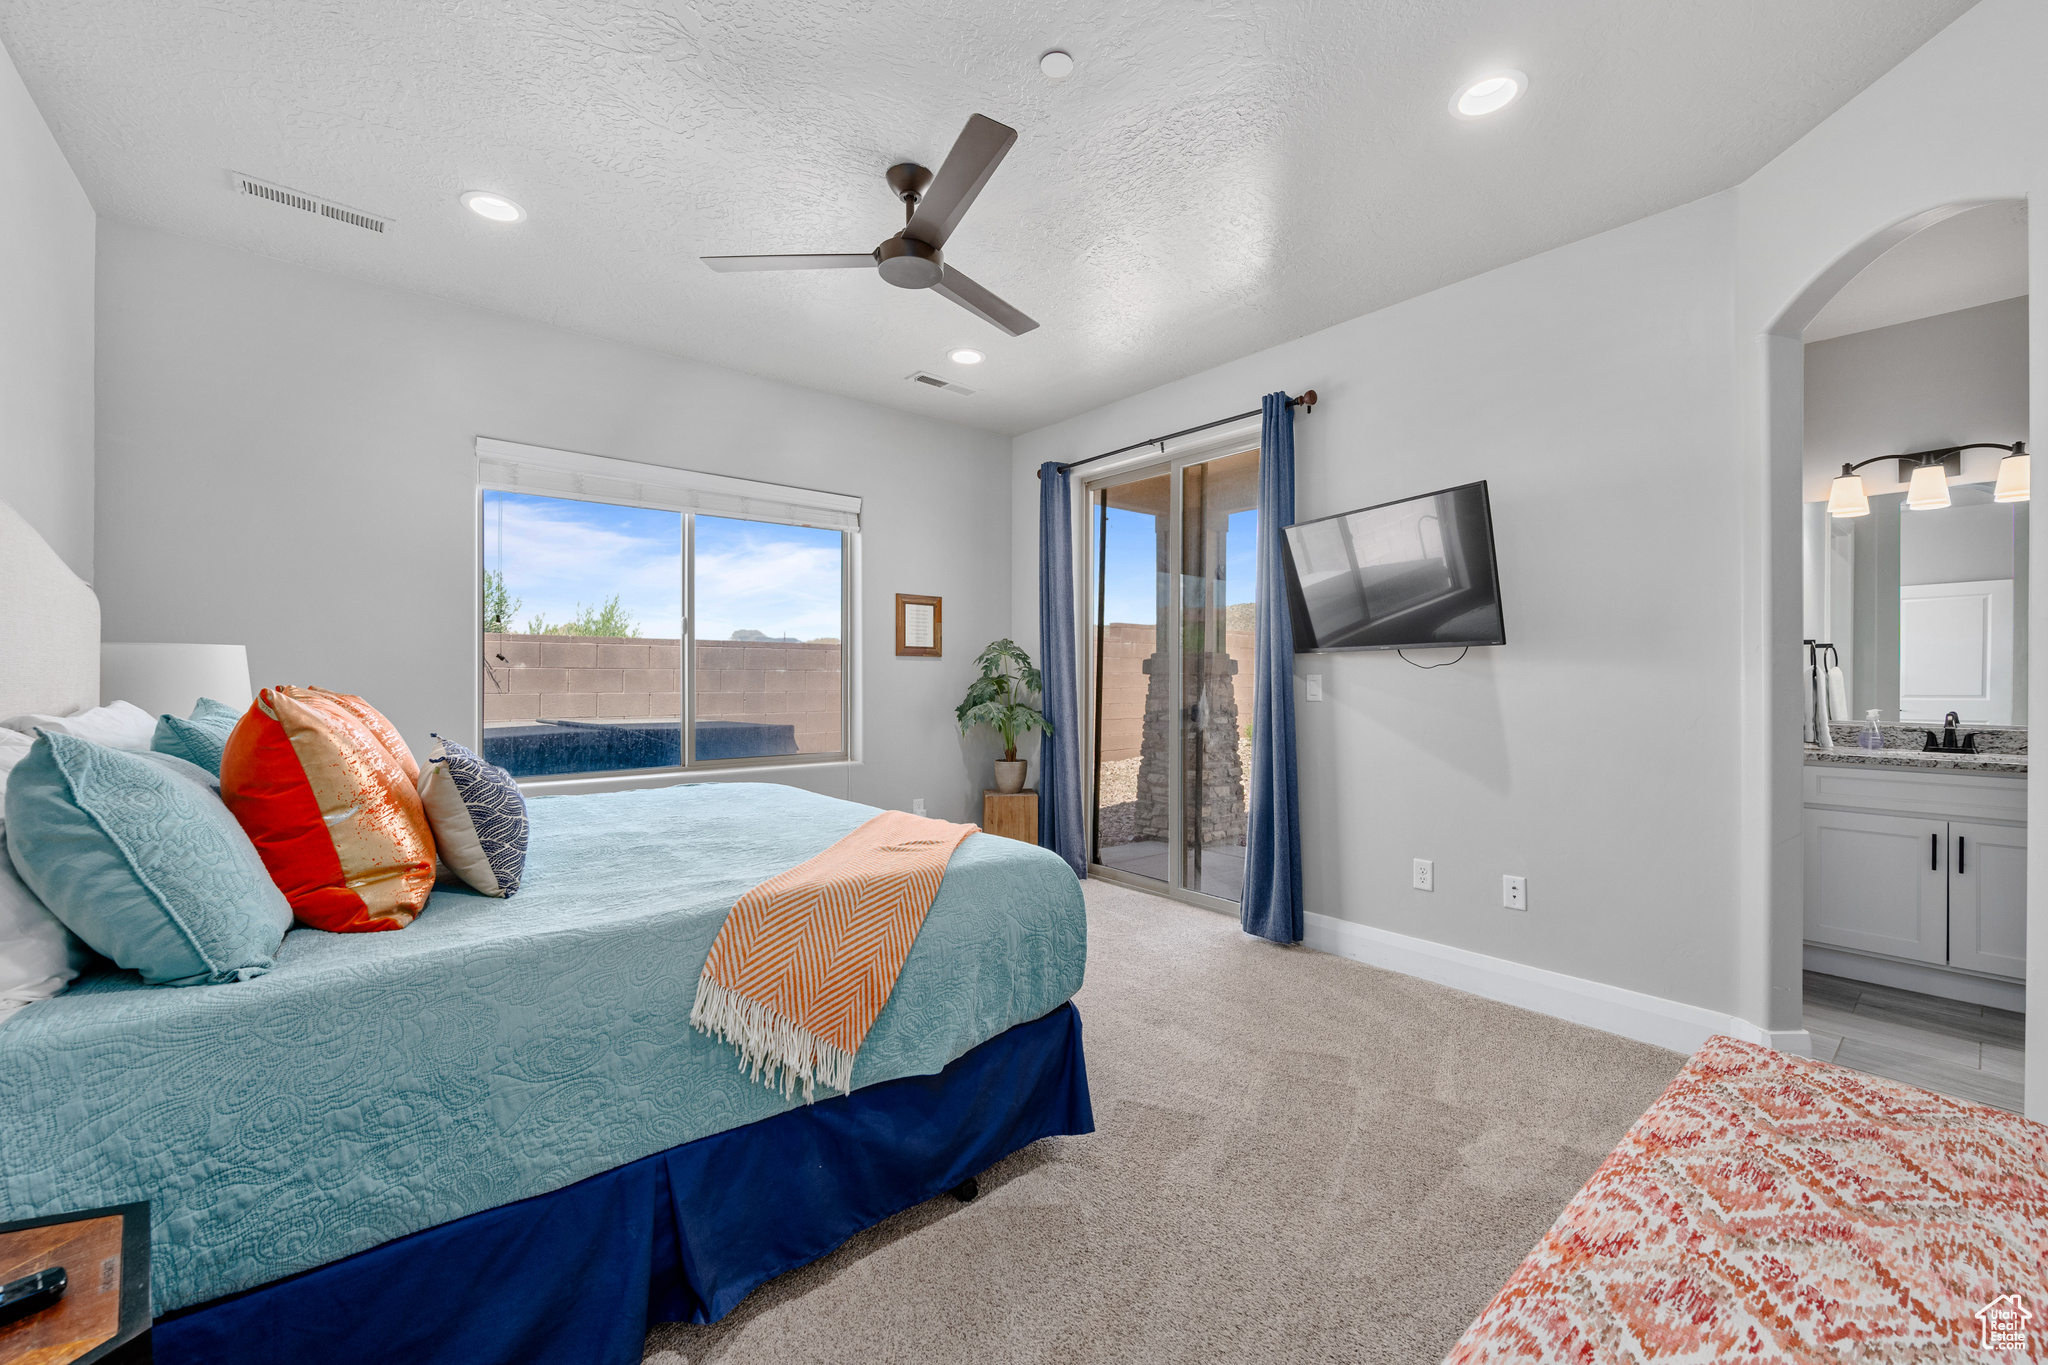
[{"xmin": 1944, "ymin": 711, "xmax": 1960, "ymax": 749}]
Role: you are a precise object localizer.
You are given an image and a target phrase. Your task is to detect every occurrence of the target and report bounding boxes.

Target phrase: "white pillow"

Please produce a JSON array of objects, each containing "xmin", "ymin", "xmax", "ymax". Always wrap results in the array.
[
  {"xmin": 0, "ymin": 729, "xmax": 31, "ymax": 782},
  {"xmin": 1, "ymin": 700, "xmax": 159, "ymax": 751},
  {"xmin": 0, "ymin": 824, "xmax": 87, "ymax": 1022}
]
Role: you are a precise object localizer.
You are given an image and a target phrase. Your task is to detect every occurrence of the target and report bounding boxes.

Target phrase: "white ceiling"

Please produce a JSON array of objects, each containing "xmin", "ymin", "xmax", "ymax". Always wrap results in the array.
[
  {"xmin": 1804, "ymin": 200, "xmax": 2027, "ymax": 342},
  {"xmin": 0, "ymin": 1, "xmax": 1980, "ymax": 435}
]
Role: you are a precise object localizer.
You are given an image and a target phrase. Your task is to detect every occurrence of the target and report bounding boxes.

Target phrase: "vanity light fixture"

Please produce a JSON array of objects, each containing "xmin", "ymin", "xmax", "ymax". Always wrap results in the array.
[
  {"xmin": 1825, "ymin": 441, "xmax": 2027, "ymax": 518},
  {"xmin": 1994, "ymin": 446, "xmax": 2031, "ymax": 503},
  {"xmin": 1825, "ymin": 468, "xmax": 1870, "ymax": 518},
  {"xmin": 1904, "ymin": 460, "xmax": 1952, "ymax": 511}
]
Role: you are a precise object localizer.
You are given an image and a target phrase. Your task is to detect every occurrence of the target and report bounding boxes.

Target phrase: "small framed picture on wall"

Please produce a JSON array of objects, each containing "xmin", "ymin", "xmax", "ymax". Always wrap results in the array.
[
  {"xmin": 896, "ymin": 594, "xmax": 942, "ymax": 657},
  {"xmin": 0, "ymin": 1202, "xmax": 151, "ymax": 1365}
]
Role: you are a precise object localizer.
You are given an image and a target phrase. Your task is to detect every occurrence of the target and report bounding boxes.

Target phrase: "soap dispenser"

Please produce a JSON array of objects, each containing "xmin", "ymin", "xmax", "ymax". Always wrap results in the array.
[{"xmin": 1858, "ymin": 709, "xmax": 1884, "ymax": 751}]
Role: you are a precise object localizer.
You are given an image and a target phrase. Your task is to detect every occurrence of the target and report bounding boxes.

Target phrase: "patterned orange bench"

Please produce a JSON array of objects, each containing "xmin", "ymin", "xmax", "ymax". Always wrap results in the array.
[{"xmin": 1446, "ymin": 1036, "xmax": 2046, "ymax": 1362}]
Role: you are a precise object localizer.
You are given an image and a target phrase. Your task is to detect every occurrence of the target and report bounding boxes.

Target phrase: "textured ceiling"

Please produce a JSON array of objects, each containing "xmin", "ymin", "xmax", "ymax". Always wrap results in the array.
[
  {"xmin": 1, "ymin": 0, "xmax": 1980, "ymax": 434},
  {"xmin": 1805, "ymin": 200, "xmax": 2027, "ymax": 342}
]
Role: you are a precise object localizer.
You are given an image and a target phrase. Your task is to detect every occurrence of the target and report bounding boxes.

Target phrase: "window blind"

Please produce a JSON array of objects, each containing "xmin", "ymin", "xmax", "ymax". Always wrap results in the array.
[{"xmin": 475, "ymin": 437, "xmax": 861, "ymax": 533}]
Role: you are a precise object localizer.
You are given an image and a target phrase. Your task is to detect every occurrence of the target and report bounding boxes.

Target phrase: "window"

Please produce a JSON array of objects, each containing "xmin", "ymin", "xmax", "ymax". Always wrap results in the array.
[
  {"xmin": 690, "ymin": 515, "xmax": 846, "ymax": 761},
  {"xmin": 1087, "ymin": 446, "xmax": 1259, "ymax": 905},
  {"xmin": 477, "ymin": 442, "xmax": 855, "ymax": 779}
]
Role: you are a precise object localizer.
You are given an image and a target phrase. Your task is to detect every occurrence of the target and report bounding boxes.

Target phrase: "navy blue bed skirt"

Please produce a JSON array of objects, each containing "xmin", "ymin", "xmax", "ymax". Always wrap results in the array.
[{"xmin": 152, "ymin": 1002, "xmax": 1092, "ymax": 1365}]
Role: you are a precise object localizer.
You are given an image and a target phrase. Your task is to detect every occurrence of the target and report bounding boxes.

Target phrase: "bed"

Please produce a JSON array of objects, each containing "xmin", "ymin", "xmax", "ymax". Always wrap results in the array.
[
  {"xmin": 0, "ymin": 499, "xmax": 1092, "ymax": 1364},
  {"xmin": 1444, "ymin": 1036, "xmax": 2045, "ymax": 1363}
]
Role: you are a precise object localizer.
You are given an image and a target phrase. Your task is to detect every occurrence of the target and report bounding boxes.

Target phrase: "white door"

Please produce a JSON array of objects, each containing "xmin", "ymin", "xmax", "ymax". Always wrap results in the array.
[
  {"xmin": 1803, "ymin": 808, "xmax": 1948, "ymax": 964},
  {"xmin": 1948, "ymin": 820, "xmax": 2027, "ymax": 978},
  {"xmin": 1899, "ymin": 579, "xmax": 2013, "ymax": 724}
]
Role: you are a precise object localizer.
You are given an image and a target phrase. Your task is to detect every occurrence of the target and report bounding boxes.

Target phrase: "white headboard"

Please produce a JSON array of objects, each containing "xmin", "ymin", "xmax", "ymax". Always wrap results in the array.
[{"xmin": 0, "ymin": 498, "xmax": 98, "ymax": 719}]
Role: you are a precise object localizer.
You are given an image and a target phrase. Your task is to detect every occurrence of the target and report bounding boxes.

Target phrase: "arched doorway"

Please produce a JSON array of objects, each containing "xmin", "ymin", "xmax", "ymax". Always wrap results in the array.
[{"xmin": 1764, "ymin": 198, "xmax": 2029, "ymax": 1113}]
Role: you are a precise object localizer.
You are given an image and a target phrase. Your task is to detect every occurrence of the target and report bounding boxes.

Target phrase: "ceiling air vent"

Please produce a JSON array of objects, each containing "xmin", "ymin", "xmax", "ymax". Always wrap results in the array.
[
  {"xmin": 232, "ymin": 172, "xmax": 391, "ymax": 234},
  {"xmin": 907, "ymin": 371, "xmax": 975, "ymax": 396}
]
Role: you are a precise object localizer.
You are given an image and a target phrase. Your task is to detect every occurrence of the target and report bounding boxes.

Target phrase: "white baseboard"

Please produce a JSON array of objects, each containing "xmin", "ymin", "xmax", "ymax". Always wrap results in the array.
[
  {"xmin": 1803, "ymin": 944, "xmax": 2025, "ymax": 1013},
  {"xmin": 1302, "ymin": 911, "xmax": 1812, "ymax": 1059}
]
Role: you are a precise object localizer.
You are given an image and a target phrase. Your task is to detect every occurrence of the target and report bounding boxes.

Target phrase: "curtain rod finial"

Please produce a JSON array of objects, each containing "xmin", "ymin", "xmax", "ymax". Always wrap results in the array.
[{"xmin": 1290, "ymin": 389, "xmax": 1317, "ymax": 413}]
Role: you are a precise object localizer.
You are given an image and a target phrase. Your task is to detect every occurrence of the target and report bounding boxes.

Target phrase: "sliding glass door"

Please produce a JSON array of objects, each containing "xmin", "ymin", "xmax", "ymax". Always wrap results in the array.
[{"xmin": 1086, "ymin": 445, "xmax": 1260, "ymax": 906}]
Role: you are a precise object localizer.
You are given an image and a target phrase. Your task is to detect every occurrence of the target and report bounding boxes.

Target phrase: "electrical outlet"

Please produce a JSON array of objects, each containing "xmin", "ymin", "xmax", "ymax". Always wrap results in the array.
[
  {"xmin": 1412, "ymin": 858, "xmax": 1434, "ymax": 892},
  {"xmin": 912, "ymin": 798, "xmax": 927, "ymax": 816},
  {"xmin": 1502, "ymin": 875, "xmax": 1527, "ymax": 911},
  {"xmin": 1306, "ymin": 674, "xmax": 1323, "ymax": 702}
]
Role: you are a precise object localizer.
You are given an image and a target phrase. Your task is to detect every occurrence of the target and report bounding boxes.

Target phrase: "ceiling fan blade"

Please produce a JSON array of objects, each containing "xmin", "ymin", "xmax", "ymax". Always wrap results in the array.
[
  {"xmin": 931, "ymin": 265, "xmax": 1039, "ymax": 336},
  {"xmin": 904, "ymin": 114, "xmax": 1017, "ymax": 249},
  {"xmin": 700, "ymin": 253, "xmax": 876, "ymax": 273}
]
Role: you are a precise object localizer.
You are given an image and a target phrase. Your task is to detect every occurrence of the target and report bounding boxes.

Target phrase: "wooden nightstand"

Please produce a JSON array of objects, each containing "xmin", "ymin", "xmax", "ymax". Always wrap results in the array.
[{"xmin": 981, "ymin": 789, "xmax": 1039, "ymax": 845}]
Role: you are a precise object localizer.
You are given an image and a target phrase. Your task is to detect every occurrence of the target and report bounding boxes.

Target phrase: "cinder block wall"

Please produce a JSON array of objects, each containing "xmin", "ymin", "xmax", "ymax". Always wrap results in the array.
[
  {"xmin": 483, "ymin": 634, "xmax": 843, "ymax": 754},
  {"xmin": 695, "ymin": 639, "xmax": 843, "ymax": 754}
]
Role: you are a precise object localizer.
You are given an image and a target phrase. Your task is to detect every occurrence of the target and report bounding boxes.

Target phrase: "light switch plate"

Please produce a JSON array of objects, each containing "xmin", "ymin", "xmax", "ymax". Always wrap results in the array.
[
  {"xmin": 1306, "ymin": 674, "xmax": 1323, "ymax": 702},
  {"xmin": 1502, "ymin": 875, "xmax": 1527, "ymax": 910},
  {"xmin": 1412, "ymin": 858, "xmax": 1433, "ymax": 892},
  {"xmin": 912, "ymin": 798, "xmax": 927, "ymax": 816}
]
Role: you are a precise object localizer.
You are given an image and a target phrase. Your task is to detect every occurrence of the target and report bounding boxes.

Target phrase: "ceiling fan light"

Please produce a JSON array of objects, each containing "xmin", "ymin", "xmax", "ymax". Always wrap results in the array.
[
  {"xmin": 461, "ymin": 191, "xmax": 525, "ymax": 223},
  {"xmin": 1826, "ymin": 473, "xmax": 1870, "ymax": 518},
  {"xmin": 1905, "ymin": 461, "xmax": 1951, "ymax": 511},
  {"xmin": 1995, "ymin": 449, "xmax": 2031, "ymax": 503},
  {"xmin": 1452, "ymin": 70, "xmax": 1526, "ymax": 118}
]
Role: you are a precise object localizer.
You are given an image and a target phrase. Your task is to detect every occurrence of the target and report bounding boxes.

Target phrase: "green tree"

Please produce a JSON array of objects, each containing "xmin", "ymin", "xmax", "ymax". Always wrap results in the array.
[
  {"xmin": 483, "ymin": 570, "xmax": 521, "ymax": 634},
  {"xmin": 955, "ymin": 638, "xmax": 1051, "ymax": 761},
  {"xmin": 565, "ymin": 595, "xmax": 638, "ymax": 637},
  {"xmin": 519, "ymin": 595, "xmax": 640, "ymax": 637}
]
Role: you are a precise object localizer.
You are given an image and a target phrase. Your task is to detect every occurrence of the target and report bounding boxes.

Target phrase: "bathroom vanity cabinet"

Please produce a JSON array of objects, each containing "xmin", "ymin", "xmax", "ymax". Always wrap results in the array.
[{"xmin": 1803, "ymin": 764, "xmax": 2026, "ymax": 986}]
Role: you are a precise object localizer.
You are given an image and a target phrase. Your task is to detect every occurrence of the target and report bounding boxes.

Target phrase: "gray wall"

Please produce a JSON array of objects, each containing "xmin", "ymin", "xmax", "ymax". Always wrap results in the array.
[
  {"xmin": 1011, "ymin": 193, "xmax": 1745, "ymax": 1017},
  {"xmin": 0, "ymin": 38, "xmax": 94, "ymax": 580},
  {"xmin": 1803, "ymin": 296, "xmax": 2028, "ymax": 500},
  {"xmin": 1900, "ymin": 498, "xmax": 2018, "ymax": 585},
  {"xmin": 95, "ymin": 221, "xmax": 1012, "ymax": 821}
]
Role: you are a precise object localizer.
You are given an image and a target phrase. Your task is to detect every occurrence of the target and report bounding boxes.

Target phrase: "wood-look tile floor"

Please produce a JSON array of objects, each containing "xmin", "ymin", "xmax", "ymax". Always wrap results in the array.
[{"xmin": 1802, "ymin": 971, "xmax": 2024, "ymax": 1114}]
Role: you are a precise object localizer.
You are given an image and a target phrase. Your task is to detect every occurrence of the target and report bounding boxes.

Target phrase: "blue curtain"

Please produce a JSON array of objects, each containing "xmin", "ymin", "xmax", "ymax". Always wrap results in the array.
[
  {"xmin": 1037, "ymin": 462, "xmax": 1086, "ymax": 876},
  {"xmin": 1242, "ymin": 393, "xmax": 1303, "ymax": 942}
]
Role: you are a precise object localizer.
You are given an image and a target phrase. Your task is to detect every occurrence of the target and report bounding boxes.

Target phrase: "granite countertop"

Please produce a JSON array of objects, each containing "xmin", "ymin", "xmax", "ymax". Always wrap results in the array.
[
  {"xmin": 1804, "ymin": 745, "xmax": 2028, "ymax": 775},
  {"xmin": 1806, "ymin": 720, "xmax": 2027, "ymax": 774}
]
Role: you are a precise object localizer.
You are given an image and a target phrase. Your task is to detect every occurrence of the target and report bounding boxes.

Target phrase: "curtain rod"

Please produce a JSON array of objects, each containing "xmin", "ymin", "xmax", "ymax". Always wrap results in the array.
[{"xmin": 1034, "ymin": 390, "xmax": 1317, "ymax": 479}]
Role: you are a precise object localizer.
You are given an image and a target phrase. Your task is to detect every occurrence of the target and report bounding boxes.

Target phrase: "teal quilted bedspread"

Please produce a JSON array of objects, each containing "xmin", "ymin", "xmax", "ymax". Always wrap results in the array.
[{"xmin": 0, "ymin": 784, "xmax": 1087, "ymax": 1313}]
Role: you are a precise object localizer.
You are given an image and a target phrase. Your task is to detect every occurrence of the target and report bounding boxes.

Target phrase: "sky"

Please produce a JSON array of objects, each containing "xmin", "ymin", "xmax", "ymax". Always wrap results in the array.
[
  {"xmin": 482, "ymin": 492, "xmax": 842, "ymax": 641},
  {"xmin": 1094, "ymin": 505, "xmax": 1259, "ymax": 626}
]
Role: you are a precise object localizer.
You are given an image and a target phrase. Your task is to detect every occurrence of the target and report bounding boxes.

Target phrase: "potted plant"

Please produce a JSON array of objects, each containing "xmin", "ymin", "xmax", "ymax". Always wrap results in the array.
[{"xmin": 956, "ymin": 639, "xmax": 1051, "ymax": 794}]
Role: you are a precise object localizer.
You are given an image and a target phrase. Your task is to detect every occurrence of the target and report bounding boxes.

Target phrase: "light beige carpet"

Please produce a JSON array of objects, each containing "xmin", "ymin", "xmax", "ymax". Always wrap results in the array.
[{"xmin": 644, "ymin": 879, "xmax": 1686, "ymax": 1364}]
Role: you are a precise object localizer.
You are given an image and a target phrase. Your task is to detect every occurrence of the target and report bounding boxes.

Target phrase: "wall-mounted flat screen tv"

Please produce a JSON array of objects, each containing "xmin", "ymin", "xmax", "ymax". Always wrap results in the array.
[{"xmin": 1280, "ymin": 480, "xmax": 1506, "ymax": 652}]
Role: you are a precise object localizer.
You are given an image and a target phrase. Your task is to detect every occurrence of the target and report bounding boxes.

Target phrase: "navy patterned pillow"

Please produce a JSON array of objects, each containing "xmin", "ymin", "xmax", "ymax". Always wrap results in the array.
[{"xmin": 416, "ymin": 734, "xmax": 528, "ymax": 897}]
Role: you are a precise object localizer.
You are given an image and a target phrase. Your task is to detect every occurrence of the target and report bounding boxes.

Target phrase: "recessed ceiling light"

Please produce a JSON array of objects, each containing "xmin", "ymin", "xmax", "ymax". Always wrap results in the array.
[
  {"xmin": 1451, "ymin": 70, "xmax": 1526, "ymax": 119},
  {"xmin": 1040, "ymin": 50, "xmax": 1075, "ymax": 80},
  {"xmin": 461, "ymin": 191, "xmax": 525, "ymax": 223},
  {"xmin": 948, "ymin": 348, "xmax": 985, "ymax": 365}
]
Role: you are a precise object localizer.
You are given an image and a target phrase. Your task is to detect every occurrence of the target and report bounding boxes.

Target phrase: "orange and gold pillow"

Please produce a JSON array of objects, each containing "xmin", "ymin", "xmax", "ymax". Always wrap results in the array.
[{"xmin": 220, "ymin": 686, "xmax": 436, "ymax": 933}]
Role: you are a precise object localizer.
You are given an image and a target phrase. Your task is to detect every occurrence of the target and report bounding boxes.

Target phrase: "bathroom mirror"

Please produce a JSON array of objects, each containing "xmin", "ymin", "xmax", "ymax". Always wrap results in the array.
[{"xmin": 1803, "ymin": 481, "xmax": 2029, "ymax": 725}]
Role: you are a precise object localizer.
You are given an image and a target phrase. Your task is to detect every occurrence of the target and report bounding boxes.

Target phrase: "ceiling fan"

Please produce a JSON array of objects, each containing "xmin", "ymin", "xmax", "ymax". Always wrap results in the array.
[{"xmin": 701, "ymin": 113, "xmax": 1039, "ymax": 337}]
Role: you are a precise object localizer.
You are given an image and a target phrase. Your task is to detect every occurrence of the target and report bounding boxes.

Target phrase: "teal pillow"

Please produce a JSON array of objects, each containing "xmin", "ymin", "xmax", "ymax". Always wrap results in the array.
[
  {"xmin": 4, "ymin": 731, "xmax": 292, "ymax": 986},
  {"xmin": 151, "ymin": 696, "xmax": 243, "ymax": 776}
]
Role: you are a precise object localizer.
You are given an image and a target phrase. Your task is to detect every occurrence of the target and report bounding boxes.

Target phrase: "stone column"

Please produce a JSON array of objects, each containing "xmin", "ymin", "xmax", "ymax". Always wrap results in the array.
[{"xmin": 1133, "ymin": 651, "xmax": 1246, "ymax": 848}]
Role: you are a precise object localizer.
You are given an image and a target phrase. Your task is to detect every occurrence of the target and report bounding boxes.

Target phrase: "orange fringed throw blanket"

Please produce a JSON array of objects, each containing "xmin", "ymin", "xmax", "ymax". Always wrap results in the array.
[{"xmin": 691, "ymin": 810, "xmax": 979, "ymax": 1101}]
